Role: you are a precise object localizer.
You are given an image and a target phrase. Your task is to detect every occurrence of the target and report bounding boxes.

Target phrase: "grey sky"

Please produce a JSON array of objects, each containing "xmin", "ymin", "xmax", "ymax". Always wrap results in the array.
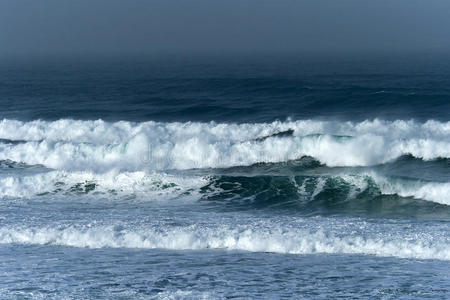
[{"xmin": 1, "ymin": 0, "xmax": 450, "ymax": 57}]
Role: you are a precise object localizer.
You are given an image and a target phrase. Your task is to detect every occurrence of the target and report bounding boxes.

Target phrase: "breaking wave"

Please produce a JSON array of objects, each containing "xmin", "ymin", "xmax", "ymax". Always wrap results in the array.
[
  {"xmin": 0, "ymin": 170, "xmax": 207, "ymax": 200},
  {"xmin": 0, "ymin": 168, "xmax": 449, "ymax": 208},
  {"xmin": 0, "ymin": 119, "xmax": 449, "ymax": 171},
  {"xmin": 202, "ymin": 173, "xmax": 450, "ymax": 207},
  {"xmin": 0, "ymin": 118, "xmax": 448, "ymax": 208},
  {"xmin": 1, "ymin": 221, "xmax": 449, "ymax": 260},
  {"xmin": 0, "ymin": 118, "xmax": 449, "ymax": 264}
]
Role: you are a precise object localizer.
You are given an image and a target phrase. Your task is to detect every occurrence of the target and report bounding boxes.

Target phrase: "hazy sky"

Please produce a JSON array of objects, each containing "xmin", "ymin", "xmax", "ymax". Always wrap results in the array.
[{"xmin": 1, "ymin": 0, "xmax": 450, "ymax": 57}]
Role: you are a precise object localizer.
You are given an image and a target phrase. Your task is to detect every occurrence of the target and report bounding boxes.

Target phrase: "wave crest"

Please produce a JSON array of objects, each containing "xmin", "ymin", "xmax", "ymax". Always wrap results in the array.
[
  {"xmin": 1, "ymin": 222, "xmax": 449, "ymax": 260},
  {"xmin": 0, "ymin": 119, "xmax": 449, "ymax": 171}
]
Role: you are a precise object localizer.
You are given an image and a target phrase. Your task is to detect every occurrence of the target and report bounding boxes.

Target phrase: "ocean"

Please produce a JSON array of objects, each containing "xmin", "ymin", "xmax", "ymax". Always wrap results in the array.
[{"xmin": 0, "ymin": 55, "xmax": 449, "ymax": 299}]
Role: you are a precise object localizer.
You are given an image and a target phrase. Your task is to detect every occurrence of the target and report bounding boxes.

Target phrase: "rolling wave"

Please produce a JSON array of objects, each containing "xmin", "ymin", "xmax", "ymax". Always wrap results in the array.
[
  {"xmin": 0, "ymin": 118, "xmax": 448, "ymax": 212},
  {"xmin": 0, "ymin": 119, "xmax": 449, "ymax": 171},
  {"xmin": 0, "ymin": 170, "xmax": 207, "ymax": 200},
  {"xmin": 0, "ymin": 167, "xmax": 449, "ymax": 213},
  {"xmin": 202, "ymin": 173, "xmax": 450, "ymax": 206},
  {"xmin": 1, "ymin": 220, "xmax": 449, "ymax": 260}
]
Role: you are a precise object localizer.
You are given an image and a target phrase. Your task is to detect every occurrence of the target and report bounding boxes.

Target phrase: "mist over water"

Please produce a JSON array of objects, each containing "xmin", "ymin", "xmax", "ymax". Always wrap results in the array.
[{"xmin": 2, "ymin": 0, "xmax": 450, "ymax": 57}]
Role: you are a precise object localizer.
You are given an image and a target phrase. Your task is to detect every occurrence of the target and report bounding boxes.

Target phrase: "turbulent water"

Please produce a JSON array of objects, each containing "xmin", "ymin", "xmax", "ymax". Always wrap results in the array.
[{"xmin": 0, "ymin": 56, "xmax": 449, "ymax": 299}]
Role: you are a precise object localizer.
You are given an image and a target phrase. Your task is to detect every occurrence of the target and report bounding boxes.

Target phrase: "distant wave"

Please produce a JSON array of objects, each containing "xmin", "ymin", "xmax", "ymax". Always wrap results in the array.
[{"xmin": 0, "ymin": 119, "xmax": 449, "ymax": 172}]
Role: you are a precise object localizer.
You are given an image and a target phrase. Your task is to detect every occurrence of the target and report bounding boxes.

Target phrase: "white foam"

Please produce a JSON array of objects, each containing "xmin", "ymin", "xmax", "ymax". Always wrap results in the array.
[
  {"xmin": 0, "ymin": 119, "xmax": 449, "ymax": 171},
  {"xmin": 1, "ymin": 222, "xmax": 448, "ymax": 261},
  {"xmin": 0, "ymin": 170, "xmax": 208, "ymax": 200},
  {"xmin": 0, "ymin": 118, "xmax": 448, "ymax": 204}
]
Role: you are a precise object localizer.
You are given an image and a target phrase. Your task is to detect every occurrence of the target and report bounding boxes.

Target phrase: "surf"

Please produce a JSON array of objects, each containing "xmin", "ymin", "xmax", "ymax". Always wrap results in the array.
[{"xmin": 0, "ymin": 118, "xmax": 449, "ymax": 172}]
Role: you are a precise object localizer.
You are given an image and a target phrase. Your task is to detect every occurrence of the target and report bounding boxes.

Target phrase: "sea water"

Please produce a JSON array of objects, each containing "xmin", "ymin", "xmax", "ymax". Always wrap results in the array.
[{"xmin": 0, "ymin": 55, "xmax": 449, "ymax": 299}]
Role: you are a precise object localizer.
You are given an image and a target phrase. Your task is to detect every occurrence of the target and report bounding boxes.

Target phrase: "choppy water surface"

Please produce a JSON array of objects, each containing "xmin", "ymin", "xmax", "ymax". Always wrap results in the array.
[{"xmin": 0, "ymin": 57, "xmax": 449, "ymax": 299}]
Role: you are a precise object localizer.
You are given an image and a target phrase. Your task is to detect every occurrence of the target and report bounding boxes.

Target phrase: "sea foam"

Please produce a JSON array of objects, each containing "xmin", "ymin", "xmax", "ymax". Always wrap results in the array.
[
  {"xmin": 1, "ymin": 220, "xmax": 449, "ymax": 261},
  {"xmin": 0, "ymin": 170, "xmax": 208, "ymax": 200},
  {"xmin": 0, "ymin": 119, "xmax": 449, "ymax": 171}
]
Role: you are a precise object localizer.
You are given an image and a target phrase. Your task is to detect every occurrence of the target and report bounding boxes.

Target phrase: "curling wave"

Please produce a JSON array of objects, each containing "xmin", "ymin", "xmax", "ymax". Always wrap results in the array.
[
  {"xmin": 0, "ymin": 168, "xmax": 449, "ymax": 208},
  {"xmin": 202, "ymin": 173, "xmax": 450, "ymax": 206}
]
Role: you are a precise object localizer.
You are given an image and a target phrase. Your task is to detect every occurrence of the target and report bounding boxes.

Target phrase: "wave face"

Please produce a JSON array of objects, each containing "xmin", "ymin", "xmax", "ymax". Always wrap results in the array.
[{"xmin": 0, "ymin": 119, "xmax": 449, "ymax": 171}]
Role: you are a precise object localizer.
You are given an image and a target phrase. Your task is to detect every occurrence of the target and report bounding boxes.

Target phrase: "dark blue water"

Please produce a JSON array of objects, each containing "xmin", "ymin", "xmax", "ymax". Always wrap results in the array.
[
  {"xmin": 1, "ymin": 55, "xmax": 449, "ymax": 122},
  {"xmin": 0, "ymin": 55, "xmax": 449, "ymax": 299}
]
